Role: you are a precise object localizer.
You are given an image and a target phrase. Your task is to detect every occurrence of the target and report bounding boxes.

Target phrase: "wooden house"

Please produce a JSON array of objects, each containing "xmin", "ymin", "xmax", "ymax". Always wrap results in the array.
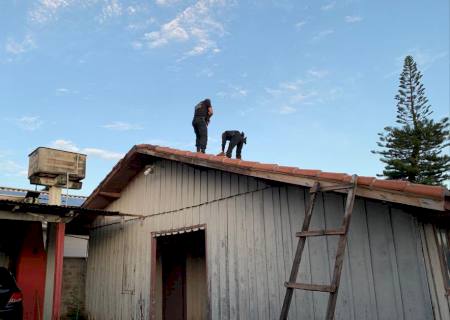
[{"xmin": 81, "ymin": 144, "xmax": 450, "ymax": 320}]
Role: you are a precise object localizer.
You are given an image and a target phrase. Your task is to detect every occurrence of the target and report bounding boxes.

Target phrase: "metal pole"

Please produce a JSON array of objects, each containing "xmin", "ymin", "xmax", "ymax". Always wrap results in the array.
[{"xmin": 66, "ymin": 172, "xmax": 69, "ymax": 206}]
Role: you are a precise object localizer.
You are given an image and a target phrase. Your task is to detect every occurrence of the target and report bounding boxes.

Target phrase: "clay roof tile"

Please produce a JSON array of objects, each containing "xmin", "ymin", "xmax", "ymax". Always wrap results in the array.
[
  {"xmin": 357, "ymin": 176, "xmax": 376, "ymax": 187},
  {"xmin": 404, "ymin": 184, "xmax": 445, "ymax": 199},
  {"xmin": 277, "ymin": 166, "xmax": 298, "ymax": 174},
  {"xmin": 317, "ymin": 172, "xmax": 349, "ymax": 181},
  {"xmin": 251, "ymin": 163, "xmax": 279, "ymax": 171},
  {"xmin": 371, "ymin": 179, "xmax": 409, "ymax": 192}
]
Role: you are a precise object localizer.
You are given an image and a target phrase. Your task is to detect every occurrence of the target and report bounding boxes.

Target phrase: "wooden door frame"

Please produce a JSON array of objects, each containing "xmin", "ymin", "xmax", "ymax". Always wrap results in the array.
[{"xmin": 149, "ymin": 224, "xmax": 208, "ymax": 320}]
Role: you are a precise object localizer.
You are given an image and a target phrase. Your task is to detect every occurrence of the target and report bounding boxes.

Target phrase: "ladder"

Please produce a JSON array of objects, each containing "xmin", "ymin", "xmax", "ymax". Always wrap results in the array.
[{"xmin": 279, "ymin": 175, "xmax": 358, "ymax": 320}]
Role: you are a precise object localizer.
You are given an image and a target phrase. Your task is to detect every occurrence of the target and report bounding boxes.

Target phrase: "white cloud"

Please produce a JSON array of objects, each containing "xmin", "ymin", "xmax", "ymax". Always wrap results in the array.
[
  {"xmin": 14, "ymin": 116, "xmax": 43, "ymax": 131},
  {"xmin": 5, "ymin": 35, "xmax": 35, "ymax": 55},
  {"xmin": 239, "ymin": 107, "xmax": 255, "ymax": 117},
  {"xmin": 280, "ymin": 83, "xmax": 298, "ymax": 91},
  {"xmin": 313, "ymin": 29, "xmax": 334, "ymax": 41},
  {"xmin": 278, "ymin": 106, "xmax": 297, "ymax": 115},
  {"xmin": 295, "ymin": 20, "xmax": 307, "ymax": 30},
  {"xmin": 127, "ymin": 6, "xmax": 137, "ymax": 15},
  {"xmin": 321, "ymin": 1, "xmax": 336, "ymax": 11},
  {"xmin": 155, "ymin": 0, "xmax": 180, "ymax": 6},
  {"xmin": 265, "ymin": 87, "xmax": 282, "ymax": 96},
  {"xmin": 385, "ymin": 49, "xmax": 449, "ymax": 78},
  {"xmin": 291, "ymin": 91, "xmax": 318, "ymax": 104},
  {"xmin": 308, "ymin": 69, "xmax": 329, "ymax": 78},
  {"xmin": 270, "ymin": 79, "xmax": 305, "ymax": 94},
  {"xmin": 82, "ymin": 148, "xmax": 124, "ymax": 160},
  {"xmin": 52, "ymin": 139, "xmax": 79, "ymax": 152},
  {"xmin": 0, "ymin": 160, "xmax": 28, "ymax": 177},
  {"xmin": 345, "ymin": 15, "xmax": 363, "ymax": 23},
  {"xmin": 266, "ymin": 81, "xmax": 318, "ymax": 106},
  {"xmin": 264, "ymin": 67, "xmax": 340, "ymax": 111},
  {"xmin": 29, "ymin": 0, "xmax": 127, "ymax": 24},
  {"xmin": 143, "ymin": 0, "xmax": 227, "ymax": 57},
  {"xmin": 51, "ymin": 139, "xmax": 124, "ymax": 160},
  {"xmin": 55, "ymin": 87, "xmax": 79, "ymax": 95},
  {"xmin": 29, "ymin": 0, "xmax": 73, "ymax": 23},
  {"xmin": 196, "ymin": 67, "xmax": 214, "ymax": 78},
  {"xmin": 130, "ymin": 41, "xmax": 143, "ymax": 49},
  {"xmin": 102, "ymin": 121, "xmax": 143, "ymax": 131},
  {"xmin": 217, "ymin": 85, "xmax": 248, "ymax": 99},
  {"xmin": 98, "ymin": 0, "xmax": 123, "ymax": 22},
  {"xmin": 27, "ymin": 0, "xmax": 225, "ymax": 58},
  {"xmin": 403, "ymin": 49, "xmax": 448, "ymax": 71},
  {"xmin": 145, "ymin": 19, "xmax": 189, "ymax": 47}
]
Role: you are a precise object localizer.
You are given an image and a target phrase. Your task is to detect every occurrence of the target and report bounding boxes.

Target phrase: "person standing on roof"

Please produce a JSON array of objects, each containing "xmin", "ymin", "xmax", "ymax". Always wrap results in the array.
[
  {"xmin": 220, "ymin": 130, "xmax": 247, "ymax": 159},
  {"xmin": 192, "ymin": 99, "xmax": 213, "ymax": 153}
]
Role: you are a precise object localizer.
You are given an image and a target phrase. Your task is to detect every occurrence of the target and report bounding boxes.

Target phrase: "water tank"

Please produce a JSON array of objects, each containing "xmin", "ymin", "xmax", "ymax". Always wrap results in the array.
[{"xmin": 28, "ymin": 147, "xmax": 86, "ymax": 189}]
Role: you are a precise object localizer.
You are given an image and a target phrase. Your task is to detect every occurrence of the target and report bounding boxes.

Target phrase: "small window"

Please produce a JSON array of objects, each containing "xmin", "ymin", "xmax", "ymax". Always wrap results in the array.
[{"xmin": 435, "ymin": 228, "xmax": 450, "ymax": 294}]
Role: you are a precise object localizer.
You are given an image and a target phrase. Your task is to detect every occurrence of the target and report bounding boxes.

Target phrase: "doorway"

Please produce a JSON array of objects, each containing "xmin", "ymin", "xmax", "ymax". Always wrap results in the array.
[{"xmin": 153, "ymin": 229, "xmax": 207, "ymax": 320}]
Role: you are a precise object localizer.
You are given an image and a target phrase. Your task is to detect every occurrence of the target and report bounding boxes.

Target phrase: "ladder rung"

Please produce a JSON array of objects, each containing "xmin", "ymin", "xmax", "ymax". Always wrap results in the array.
[
  {"xmin": 285, "ymin": 282, "xmax": 336, "ymax": 293},
  {"xmin": 312, "ymin": 184, "xmax": 354, "ymax": 193},
  {"xmin": 296, "ymin": 229, "xmax": 345, "ymax": 237}
]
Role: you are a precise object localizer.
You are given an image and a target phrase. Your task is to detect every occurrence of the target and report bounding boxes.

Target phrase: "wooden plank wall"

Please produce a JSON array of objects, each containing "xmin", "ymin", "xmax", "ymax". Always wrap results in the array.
[
  {"xmin": 85, "ymin": 160, "xmax": 435, "ymax": 320},
  {"xmin": 420, "ymin": 223, "xmax": 450, "ymax": 320}
]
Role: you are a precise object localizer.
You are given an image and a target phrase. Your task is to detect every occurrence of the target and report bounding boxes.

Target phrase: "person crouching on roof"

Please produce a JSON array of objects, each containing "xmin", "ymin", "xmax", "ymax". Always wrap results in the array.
[{"xmin": 220, "ymin": 130, "xmax": 247, "ymax": 159}]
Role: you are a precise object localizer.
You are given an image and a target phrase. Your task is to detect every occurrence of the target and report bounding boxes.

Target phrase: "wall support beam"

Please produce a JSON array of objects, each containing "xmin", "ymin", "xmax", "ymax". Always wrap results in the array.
[{"xmin": 52, "ymin": 222, "xmax": 65, "ymax": 320}]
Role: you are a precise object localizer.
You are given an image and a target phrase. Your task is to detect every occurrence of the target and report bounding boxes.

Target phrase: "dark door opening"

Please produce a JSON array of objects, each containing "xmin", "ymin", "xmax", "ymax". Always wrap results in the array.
[{"xmin": 155, "ymin": 230, "xmax": 207, "ymax": 320}]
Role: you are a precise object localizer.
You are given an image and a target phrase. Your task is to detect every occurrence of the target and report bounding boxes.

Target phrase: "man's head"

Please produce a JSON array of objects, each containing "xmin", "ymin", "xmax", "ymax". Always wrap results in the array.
[
  {"xmin": 203, "ymin": 99, "xmax": 211, "ymax": 108},
  {"xmin": 241, "ymin": 131, "xmax": 247, "ymax": 144}
]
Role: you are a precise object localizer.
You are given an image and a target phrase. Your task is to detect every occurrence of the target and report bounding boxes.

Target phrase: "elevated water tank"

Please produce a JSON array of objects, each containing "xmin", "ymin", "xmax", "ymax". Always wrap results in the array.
[{"xmin": 28, "ymin": 147, "xmax": 86, "ymax": 189}]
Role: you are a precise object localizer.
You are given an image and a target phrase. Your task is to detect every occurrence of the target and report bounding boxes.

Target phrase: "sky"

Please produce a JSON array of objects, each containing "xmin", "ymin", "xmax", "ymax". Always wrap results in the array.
[{"xmin": 0, "ymin": 0, "xmax": 449, "ymax": 196}]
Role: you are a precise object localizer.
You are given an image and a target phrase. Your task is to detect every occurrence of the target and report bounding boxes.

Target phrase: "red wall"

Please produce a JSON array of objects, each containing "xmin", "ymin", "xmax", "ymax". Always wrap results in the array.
[{"xmin": 15, "ymin": 222, "xmax": 47, "ymax": 320}]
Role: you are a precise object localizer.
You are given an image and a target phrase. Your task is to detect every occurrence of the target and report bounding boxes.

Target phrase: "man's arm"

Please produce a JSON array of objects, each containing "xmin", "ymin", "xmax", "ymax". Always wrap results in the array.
[{"xmin": 206, "ymin": 107, "xmax": 213, "ymax": 124}]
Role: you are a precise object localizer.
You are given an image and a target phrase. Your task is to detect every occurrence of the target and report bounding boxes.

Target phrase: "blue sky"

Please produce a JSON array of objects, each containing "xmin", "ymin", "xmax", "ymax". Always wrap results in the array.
[{"xmin": 0, "ymin": 0, "xmax": 448, "ymax": 195}]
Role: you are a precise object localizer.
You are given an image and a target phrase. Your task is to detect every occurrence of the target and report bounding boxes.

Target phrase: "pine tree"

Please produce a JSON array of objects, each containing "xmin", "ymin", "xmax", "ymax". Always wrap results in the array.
[{"xmin": 373, "ymin": 55, "xmax": 450, "ymax": 185}]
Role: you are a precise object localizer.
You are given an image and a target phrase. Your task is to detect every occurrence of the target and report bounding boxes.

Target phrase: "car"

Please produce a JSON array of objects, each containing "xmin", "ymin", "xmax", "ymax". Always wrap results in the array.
[{"xmin": 0, "ymin": 267, "xmax": 23, "ymax": 320}]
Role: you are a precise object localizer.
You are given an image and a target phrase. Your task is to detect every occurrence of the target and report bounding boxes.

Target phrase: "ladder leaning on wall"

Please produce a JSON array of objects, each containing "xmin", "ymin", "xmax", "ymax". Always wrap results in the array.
[{"xmin": 279, "ymin": 175, "xmax": 358, "ymax": 320}]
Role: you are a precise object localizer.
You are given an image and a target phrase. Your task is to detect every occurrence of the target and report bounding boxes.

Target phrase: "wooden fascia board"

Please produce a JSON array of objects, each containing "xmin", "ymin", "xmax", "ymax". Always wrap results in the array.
[
  {"xmin": 137, "ymin": 149, "xmax": 446, "ymax": 212},
  {"xmin": 83, "ymin": 152, "xmax": 137, "ymax": 209},
  {"xmin": 99, "ymin": 191, "xmax": 121, "ymax": 199}
]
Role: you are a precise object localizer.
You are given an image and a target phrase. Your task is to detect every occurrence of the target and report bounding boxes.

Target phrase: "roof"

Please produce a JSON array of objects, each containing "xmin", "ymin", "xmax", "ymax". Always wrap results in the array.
[
  {"xmin": 0, "ymin": 199, "xmax": 116, "ymax": 217},
  {"xmin": 0, "ymin": 198, "xmax": 126, "ymax": 235},
  {"xmin": 83, "ymin": 144, "xmax": 450, "ymax": 212},
  {"xmin": 0, "ymin": 186, "xmax": 86, "ymax": 206}
]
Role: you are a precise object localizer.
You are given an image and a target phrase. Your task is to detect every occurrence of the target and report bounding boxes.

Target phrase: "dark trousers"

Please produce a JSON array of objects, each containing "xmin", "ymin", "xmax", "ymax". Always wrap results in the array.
[
  {"xmin": 192, "ymin": 117, "xmax": 208, "ymax": 152},
  {"xmin": 226, "ymin": 136, "xmax": 243, "ymax": 159}
]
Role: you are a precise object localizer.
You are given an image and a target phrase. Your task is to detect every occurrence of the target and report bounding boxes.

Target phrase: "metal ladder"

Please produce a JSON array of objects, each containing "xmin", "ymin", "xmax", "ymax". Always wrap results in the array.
[{"xmin": 279, "ymin": 175, "xmax": 358, "ymax": 320}]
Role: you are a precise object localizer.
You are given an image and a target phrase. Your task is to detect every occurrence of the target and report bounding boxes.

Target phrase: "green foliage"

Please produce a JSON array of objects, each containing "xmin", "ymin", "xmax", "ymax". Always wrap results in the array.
[{"xmin": 373, "ymin": 55, "xmax": 450, "ymax": 185}]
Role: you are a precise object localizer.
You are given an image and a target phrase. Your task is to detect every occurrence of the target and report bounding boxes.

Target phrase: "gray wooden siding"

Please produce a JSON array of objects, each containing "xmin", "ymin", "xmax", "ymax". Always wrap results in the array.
[
  {"xmin": 420, "ymin": 223, "xmax": 450, "ymax": 320},
  {"xmin": 85, "ymin": 160, "xmax": 434, "ymax": 320}
]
